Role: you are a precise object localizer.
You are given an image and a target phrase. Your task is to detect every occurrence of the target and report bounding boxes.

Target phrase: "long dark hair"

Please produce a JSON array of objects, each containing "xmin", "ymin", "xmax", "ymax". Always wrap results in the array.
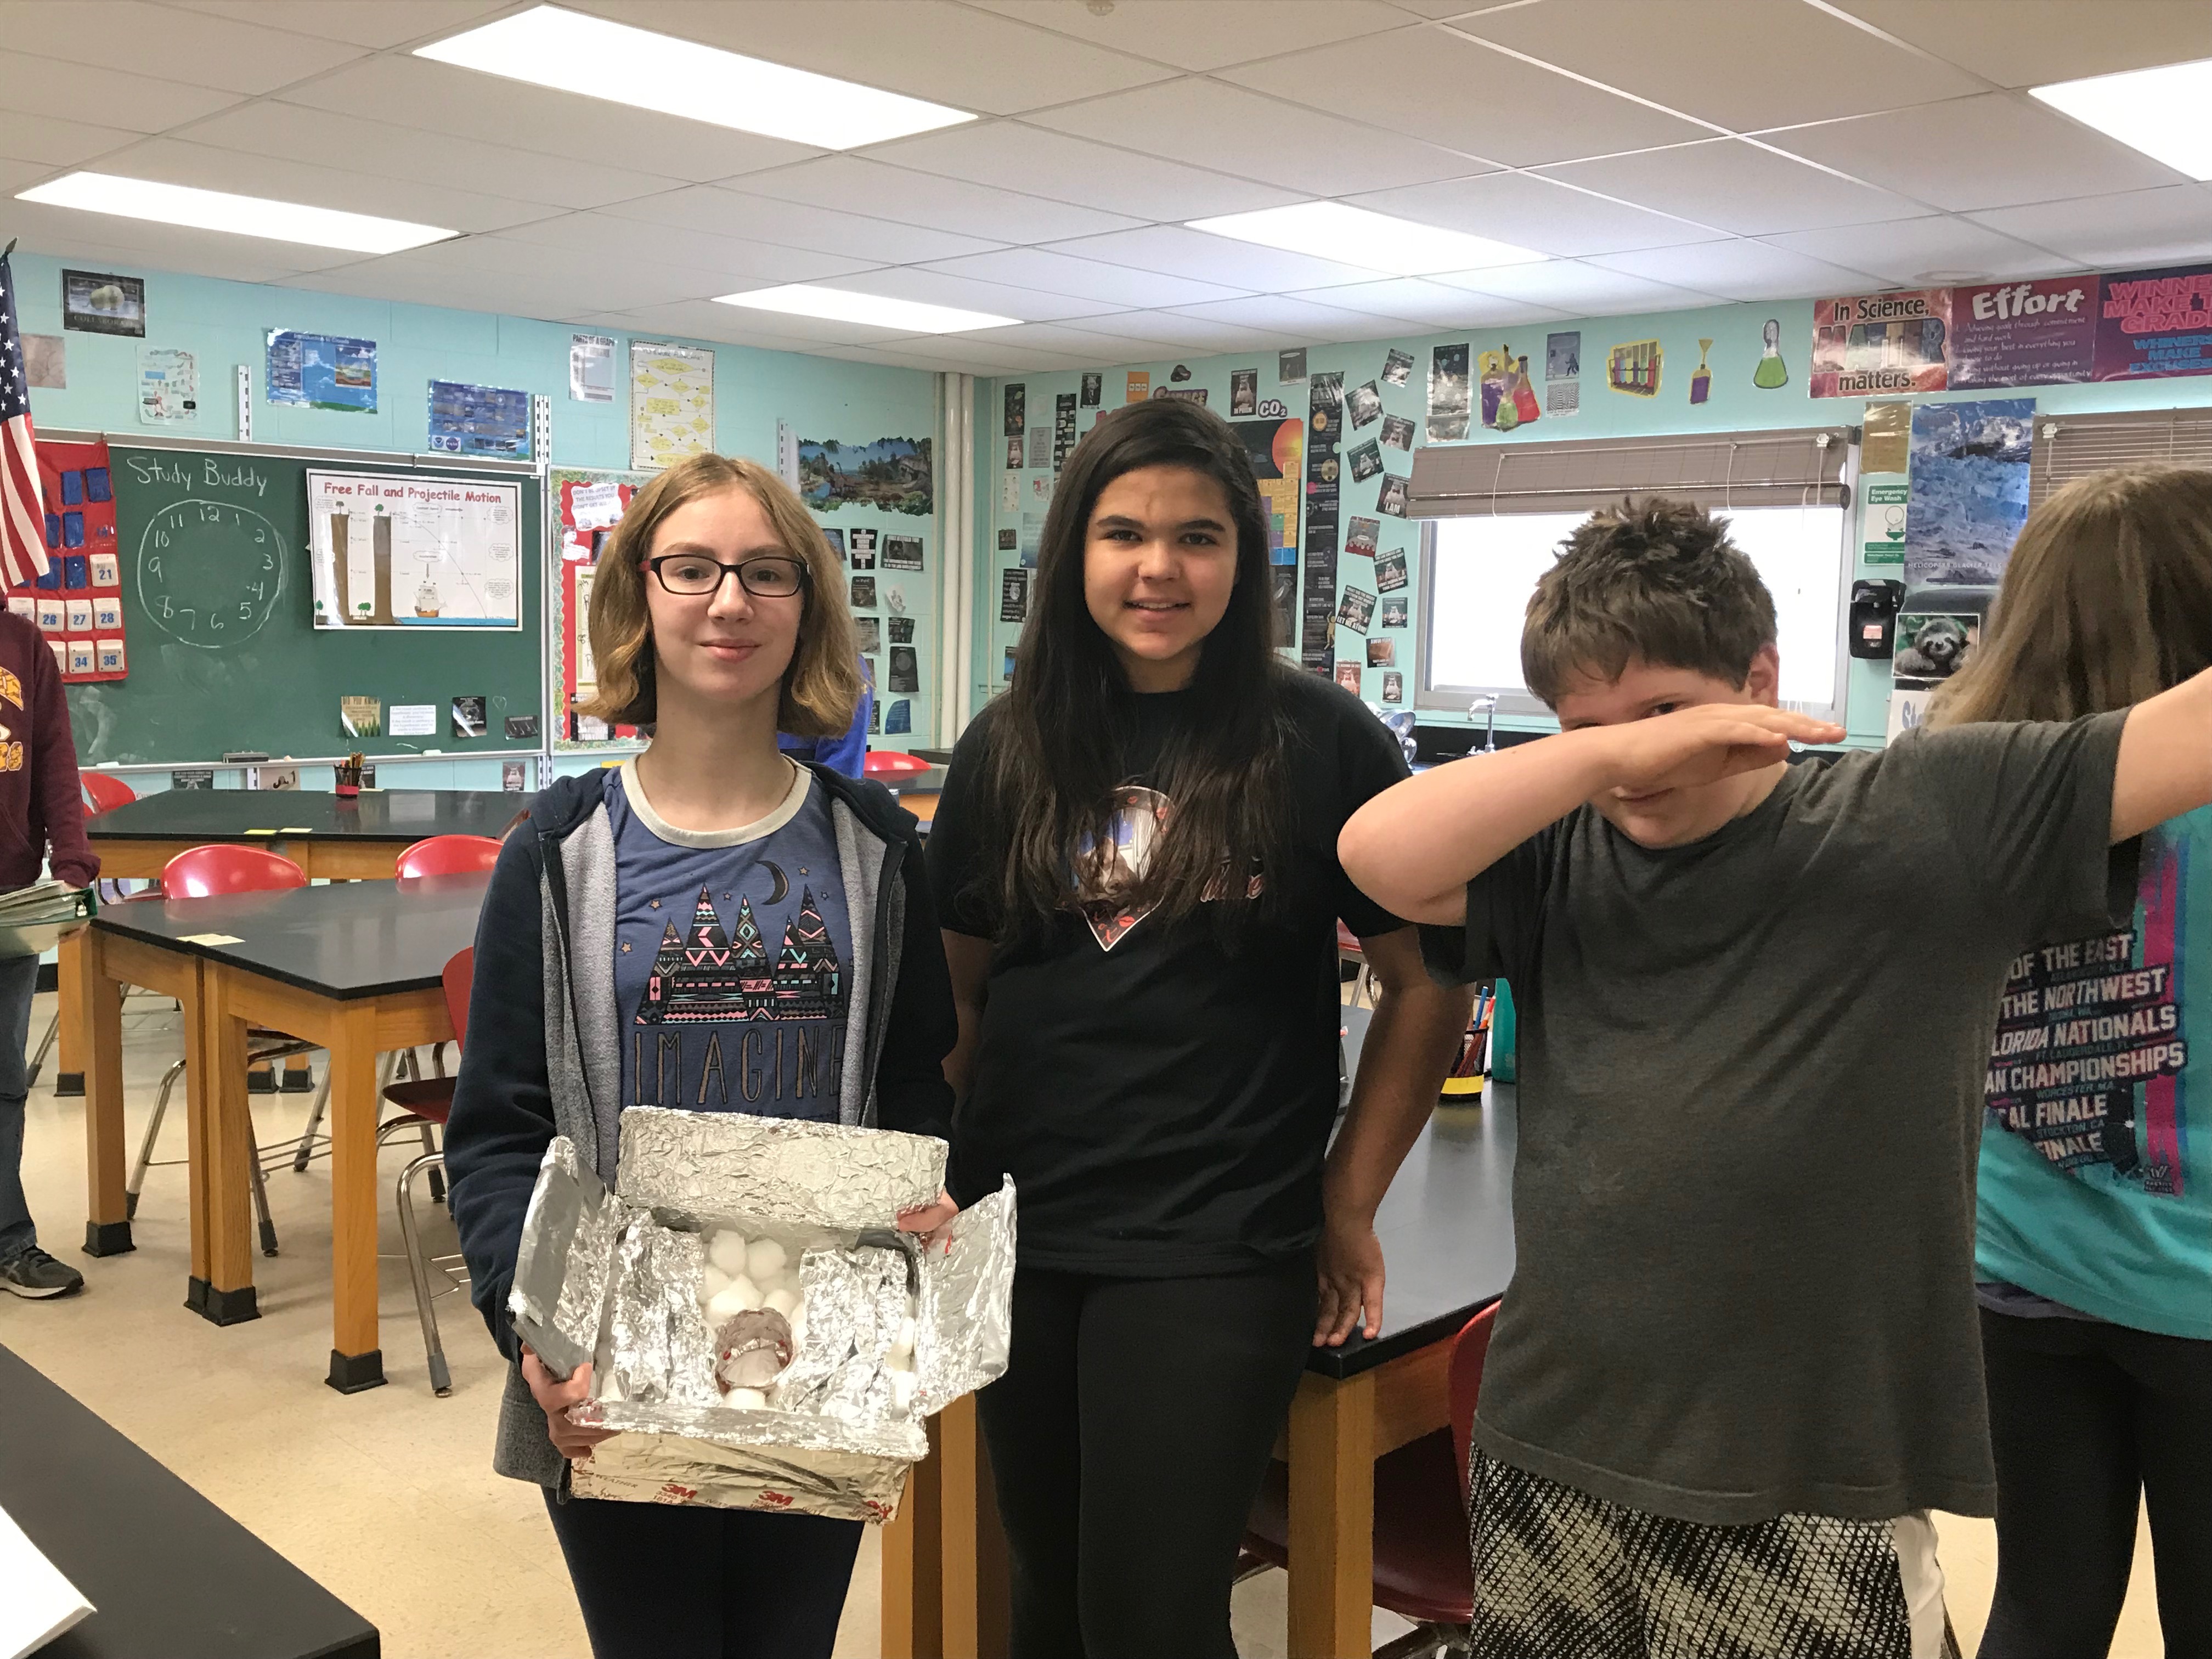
[{"xmin": 980, "ymin": 399, "xmax": 1288, "ymax": 939}]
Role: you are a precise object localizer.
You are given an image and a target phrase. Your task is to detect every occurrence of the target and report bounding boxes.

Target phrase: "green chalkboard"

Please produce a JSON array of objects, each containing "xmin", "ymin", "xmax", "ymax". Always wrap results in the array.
[{"xmin": 67, "ymin": 445, "xmax": 542, "ymax": 766}]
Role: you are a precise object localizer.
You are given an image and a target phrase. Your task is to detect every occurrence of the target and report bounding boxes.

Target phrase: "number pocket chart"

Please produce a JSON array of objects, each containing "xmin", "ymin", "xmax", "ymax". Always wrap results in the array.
[
  {"xmin": 306, "ymin": 469, "xmax": 521, "ymax": 629},
  {"xmin": 9, "ymin": 438, "xmax": 128, "ymax": 682}
]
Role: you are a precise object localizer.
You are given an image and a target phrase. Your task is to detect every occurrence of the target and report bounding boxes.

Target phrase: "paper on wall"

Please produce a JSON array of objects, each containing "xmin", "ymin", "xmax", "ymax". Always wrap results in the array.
[
  {"xmin": 629, "ymin": 341, "xmax": 714, "ymax": 471},
  {"xmin": 0, "ymin": 1500, "xmax": 93, "ymax": 1659}
]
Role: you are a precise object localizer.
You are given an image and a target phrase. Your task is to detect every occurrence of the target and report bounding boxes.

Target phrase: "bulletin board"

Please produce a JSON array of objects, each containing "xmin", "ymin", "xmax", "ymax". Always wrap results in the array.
[
  {"xmin": 548, "ymin": 465, "xmax": 650, "ymax": 751},
  {"xmin": 9, "ymin": 439, "xmax": 128, "ymax": 683}
]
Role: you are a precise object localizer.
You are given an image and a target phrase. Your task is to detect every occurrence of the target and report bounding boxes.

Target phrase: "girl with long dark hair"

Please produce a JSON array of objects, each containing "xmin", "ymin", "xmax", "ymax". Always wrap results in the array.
[{"xmin": 926, "ymin": 399, "xmax": 1473, "ymax": 1656}]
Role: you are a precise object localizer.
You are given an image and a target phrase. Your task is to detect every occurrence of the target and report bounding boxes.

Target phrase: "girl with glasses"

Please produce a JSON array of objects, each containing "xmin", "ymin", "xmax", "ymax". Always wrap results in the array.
[{"xmin": 445, "ymin": 452, "xmax": 958, "ymax": 1659}]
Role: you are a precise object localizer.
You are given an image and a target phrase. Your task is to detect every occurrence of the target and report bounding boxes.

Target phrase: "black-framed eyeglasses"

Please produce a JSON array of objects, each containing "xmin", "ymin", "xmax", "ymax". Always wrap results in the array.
[{"xmin": 644, "ymin": 553, "xmax": 810, "ymax": 600}]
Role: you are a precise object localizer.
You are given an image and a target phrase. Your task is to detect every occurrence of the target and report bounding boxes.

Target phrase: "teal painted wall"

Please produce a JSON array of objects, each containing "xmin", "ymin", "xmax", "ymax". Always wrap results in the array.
[
  {"xmin": 8, "ymin": 249, "xmax": 943, "ymax": 791},
  {"xmin": 974, "ymin": 296, "xmax": 2212, "ymax": 748}
]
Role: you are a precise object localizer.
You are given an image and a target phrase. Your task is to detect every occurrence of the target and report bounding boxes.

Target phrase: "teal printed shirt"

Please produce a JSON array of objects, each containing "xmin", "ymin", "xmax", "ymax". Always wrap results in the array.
[{"xmin": 1977, "ymin": 806, "xmax": 2212, "ymax": 1338}]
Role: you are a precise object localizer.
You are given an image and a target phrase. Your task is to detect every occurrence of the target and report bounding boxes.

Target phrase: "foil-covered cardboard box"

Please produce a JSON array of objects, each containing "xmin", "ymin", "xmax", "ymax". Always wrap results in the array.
[{"xmin": 508, "ymin": 1108, "xmax": 1015, "ymax": 1521}]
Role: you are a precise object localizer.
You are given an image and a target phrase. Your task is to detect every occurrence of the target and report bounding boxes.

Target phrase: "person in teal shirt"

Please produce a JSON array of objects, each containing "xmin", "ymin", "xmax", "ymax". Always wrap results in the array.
[{"xmin": 1931, "ymin": 463, "xmax": 2212, "ymax": 1658}]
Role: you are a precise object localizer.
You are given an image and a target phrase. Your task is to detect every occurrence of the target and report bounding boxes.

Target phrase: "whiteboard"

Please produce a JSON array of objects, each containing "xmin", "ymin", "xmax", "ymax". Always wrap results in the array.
[
  {"xmin": 1424, "ymin": 505, "xmax": 1848, "ymax": 716},
  {"xmin": 305, "ymin": 469, "xmax": 522, "ymax": 630}
]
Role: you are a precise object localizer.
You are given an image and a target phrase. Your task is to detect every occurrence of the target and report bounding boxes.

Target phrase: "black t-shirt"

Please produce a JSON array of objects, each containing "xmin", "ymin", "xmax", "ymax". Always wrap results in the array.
[{"xmin": 928, "ymin": 669, "xmax": 1411, "ymax": 1274}]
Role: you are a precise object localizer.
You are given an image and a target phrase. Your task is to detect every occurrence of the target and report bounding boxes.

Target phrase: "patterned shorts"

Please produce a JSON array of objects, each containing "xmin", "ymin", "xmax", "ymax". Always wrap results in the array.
[{"xmin": 1466, "ymin": 1453, "xmax": 1961, "ymax": 1659}]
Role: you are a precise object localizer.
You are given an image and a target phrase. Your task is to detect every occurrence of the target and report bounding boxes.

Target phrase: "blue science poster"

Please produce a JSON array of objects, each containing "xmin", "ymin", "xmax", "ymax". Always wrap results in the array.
[
  {"xmin": 427, "ymin": 379, "xmax": 531, "ymax": 457},
  {"xmin": 1904, "ymin": 398, "xmax": 2034, "ymax": 592},
  {"xmin": 266, "ymin": 330, "xmax": 377, "ymax": 413}
]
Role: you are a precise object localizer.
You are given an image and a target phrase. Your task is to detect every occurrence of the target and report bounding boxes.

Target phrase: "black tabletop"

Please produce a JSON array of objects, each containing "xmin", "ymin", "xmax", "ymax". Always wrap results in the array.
[
  {"xmin": 93, "ymin": 873, "xmax": 489, "ymax": 1000},
  {"xmin": 1306, "ymin": 1003, "xmax": 1517, "ymax": 1380},
  {"xmin": 0, "ymin": 1342, "xmax": 378, "ymax": 1659},
  {"xmin": 85, "ymin": 788, "xmax": 531, "ymax": 844},
  {"xmin": 873, "ymin": 765, "xmax": 945, "ymax": 798}
]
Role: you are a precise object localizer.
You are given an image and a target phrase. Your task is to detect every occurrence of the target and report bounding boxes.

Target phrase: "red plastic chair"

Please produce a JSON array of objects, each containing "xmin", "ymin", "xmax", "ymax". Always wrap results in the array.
[
  {"xmin": 393, "ymin": 947, "xmax": 473, "ymax": 1395},
  {"xmin": 1240, "ymin": 1301, "xmax": 1501, "ymax": 1649},
  {"xmin": 81, "ymin": 770, "xmax": 136, "ymax": 814},
  {"xmin": 862, "ymin": 751, "xmax": 930, "ymax": 775},
  {"xmin": 127, "ymin": 844, "xmax": 313, "ymax": 1254},
  {"xmin": 395, "ymin": 834, "xmax": 502, "ymax": 878}
]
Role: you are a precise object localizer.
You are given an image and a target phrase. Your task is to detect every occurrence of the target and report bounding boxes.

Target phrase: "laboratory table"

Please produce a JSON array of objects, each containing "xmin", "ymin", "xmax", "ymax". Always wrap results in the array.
[
  {"xmin": 0, "ymin": 1340, "xmax": 379, "ymax": 1658},
  {"xmin": 883, "ymin": 1007, "xmax": 1517, "ymax": 1659},
  {"xmin": 77, "ymin": 874, "xmax": 488, "ymax": 1393}
]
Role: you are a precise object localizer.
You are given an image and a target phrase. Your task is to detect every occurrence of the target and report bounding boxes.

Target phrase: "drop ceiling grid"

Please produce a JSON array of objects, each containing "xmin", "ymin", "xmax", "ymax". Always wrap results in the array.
[{"xmin": 0, "ymin": 1, "xmax": 2181, "ymax": 368}]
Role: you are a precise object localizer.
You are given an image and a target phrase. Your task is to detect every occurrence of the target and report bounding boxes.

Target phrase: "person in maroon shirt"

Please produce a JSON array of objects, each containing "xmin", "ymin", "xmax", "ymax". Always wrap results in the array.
[{"xmin": 0, "ymin": 612, "xmax": 98, "ymax": 1298}]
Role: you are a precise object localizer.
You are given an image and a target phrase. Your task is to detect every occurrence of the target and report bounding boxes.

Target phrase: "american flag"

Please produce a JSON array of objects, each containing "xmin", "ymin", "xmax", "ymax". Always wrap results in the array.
[{"xmin": 0, "ymin": 250, "xmax": 51, "ymax": 589}]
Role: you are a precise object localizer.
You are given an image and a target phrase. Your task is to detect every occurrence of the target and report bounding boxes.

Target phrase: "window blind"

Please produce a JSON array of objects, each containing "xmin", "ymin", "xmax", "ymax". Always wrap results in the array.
[
  {"xmin": 2030, "ymin": 407, "xmax": 2212, "ymax": 508},
  {"xmin": 1407, "ymin": 426, "xmax": 1851, "ymax": 518}
]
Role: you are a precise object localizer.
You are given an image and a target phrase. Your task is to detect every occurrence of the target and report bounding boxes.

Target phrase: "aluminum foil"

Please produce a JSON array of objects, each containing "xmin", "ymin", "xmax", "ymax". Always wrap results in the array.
[
  {"xmin": 510, "ymin": 1114, "xmax": 1012, "ymax": 1520},
  {"xmin": 614, "ymin": 1107, "xmax": 946, "ymax": 1228}
]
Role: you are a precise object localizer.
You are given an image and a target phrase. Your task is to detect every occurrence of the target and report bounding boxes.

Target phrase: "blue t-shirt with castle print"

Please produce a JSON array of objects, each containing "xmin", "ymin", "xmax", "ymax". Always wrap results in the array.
[{"xmin": 607, "ymin": 759, "xmax": 852, "ymax": 1122}]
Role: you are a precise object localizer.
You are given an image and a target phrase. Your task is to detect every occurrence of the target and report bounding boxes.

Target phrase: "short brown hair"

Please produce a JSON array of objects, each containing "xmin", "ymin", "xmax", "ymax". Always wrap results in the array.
[
  {"xmin": 1521, "ymin": 496, "xmax": 1778, "ymax": 706},
  {"xmin": 580, "ymin": 453, "xmax": 861, "ymax": 738},
  {"xmin": 1931, "ymin": 464, "xmax": 2212, "ymax": 728}
]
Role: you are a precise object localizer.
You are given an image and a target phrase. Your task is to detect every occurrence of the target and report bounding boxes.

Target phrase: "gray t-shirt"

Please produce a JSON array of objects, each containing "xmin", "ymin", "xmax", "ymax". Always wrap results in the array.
[{"xmin": 1421, "ymin": 713, "xmax": 2132, "ymax": 1526}]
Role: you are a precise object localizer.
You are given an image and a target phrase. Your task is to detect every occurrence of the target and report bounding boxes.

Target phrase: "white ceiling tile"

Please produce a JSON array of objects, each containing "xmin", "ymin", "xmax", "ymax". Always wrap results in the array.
[
  {"xmin": 862, "ymin": 120, "xmax": 1300, "ymax": 220},
  {"xmin": 86, "ymin": 136, "xmax": 560, "ymax": 234},
  {"xmin": 0, "ymin": 50, "xmax": 243, "ymax": 132},
  {"xmin": 1968, "ymin": 185, "xmax": 2212, "ymax": 270},
  {"xmin": 284, "ymin": 260, "xmax": 624, "ymax": 323},
  {"xmin": 0, "ymin": 111, "xmax": 139, "ymax": 168},
  {"xmin": 0, "ymin": 1, "xmax": 365, "ymax": 93},
  {"xmin": 571, "ymin": 0, "xmax": 1173, "ymax": 116},
  {"xmin": 1539, "ymin": 138, "xmax": 1932, "ymax": 236},
  {"xmin": 276, "ymin": 57, "xmax": 822, "ymax": 184},
  {"xmin": 1764, "ymin": 216, "xmax": 2066, "ymax": 286},
  {"xmin": 951, "ymin": 320, "xmax": 1170, "ymax": 356},
  {"xmin": 1221, "ymin": 24, "xmax": 1711, "ymax": 166},
  {"xmin": 815, "ymin": 342, "xmax": 990, "ymax": 373},
  {"xmin": 811, "ymin": 266, "xmax": 1129, "ymax": 323},
  {"xmin": 1349, "ymin": 171, "xmax": 1722, "ymax": 257},
  {"xmin": 1044, "ymin": 225, "xmax": 1387, "ymax": 290},
  {"xmin": 1585, "ymin": 239, "xmax": 1883, "ymax": 302},
  {"xmin": 495, "ymin": 213, "xmax": 883, "ymax": 284},
  {"xmin": 919, "ymin": 247, "xmax": 1253, "ymax": 307},
  {"xmin": 1285, "ymin": 278, "xmax": 1567, "ymax": 329},
  {"xmin": 7, "ymin": 199, "xmax": 364, "ymax": 281},
  {"xmin": 1759, "ymin": 94, "xmax": 2190, "ymax": 212},
  {"xmin": 1460, "ymin": 0, "xmax": 1984, "ymax": 130},
  {"xmin": 168, "ymin": 0, "xmax": 508, "ymax": 48},
  {"xmin": 173, "ymin": 102, "xmax": 685, "ymax": 212},
  {"xmin": 601, "ymin": 297, "xmax": 895, "ymax": 348},
  {"xmin": 602, "ymin": 184, "xmax": 1006, "ymax": 263},
  {"xmin": 848, "ymin": 332, "xmax": 1086, "ymax": 371},
  {"xmin": 1166, "ymin": 294, "xmax": 1408, "ymax": 341},
  {"xmin": 1052, "ymin": 308, "xmax": 1300, "ymax": 352},
  {"xmin": 1028, "ymin": 78, "xmax": 1494, "ymax": 195},
  {"xmin": 1433, "ymin": 257, "xmax": 1724, "ymax": 314},
  {"xmin": 572, "ymin": 306, "xmax": 871, "ymax": 354},
  {"xmin": 364, "ymin": 235, "xmax": 739, "ymax": 312},
  {"xmin": 964, "ymin": 2, "xmax": 1412, "ymax": 72},
  {"xmin": 726, "ymin": 156, "xmax": 1141, "ymax": 245},
  {"xmin": 1832, "ymin": 1, "xmax": 2212, "ymax": 90}
]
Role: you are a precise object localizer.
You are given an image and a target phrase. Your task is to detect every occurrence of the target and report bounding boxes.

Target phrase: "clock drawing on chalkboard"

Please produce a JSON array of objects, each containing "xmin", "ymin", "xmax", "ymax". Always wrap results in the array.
[{"xmin": 136, "ymin": 498, "xmax": 286, "ymax": 649}]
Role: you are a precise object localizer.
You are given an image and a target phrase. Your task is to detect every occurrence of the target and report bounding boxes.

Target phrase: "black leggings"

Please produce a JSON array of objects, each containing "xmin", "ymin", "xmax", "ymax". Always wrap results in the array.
[
  {"xmin": 541, "ymin": 1488, "xmax": 862, "ymax": 1659},
  {"xmin": 976, "ymin": 1256, "xmax": 1318, "ymax": 1659},
  {"xmin": 1979, "ymin": 1306, "xmax": 2212, "ymax": 1658}
]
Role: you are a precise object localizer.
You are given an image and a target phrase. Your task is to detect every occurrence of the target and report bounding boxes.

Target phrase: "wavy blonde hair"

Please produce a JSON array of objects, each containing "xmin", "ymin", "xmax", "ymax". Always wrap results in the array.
[
  {"xmin": 580, "ymin": 453, "xmax": 861, "ymax": 738},
  {"xmin": 1929, "ymin": 465, "xmax": 2212, "ymax": 728}
]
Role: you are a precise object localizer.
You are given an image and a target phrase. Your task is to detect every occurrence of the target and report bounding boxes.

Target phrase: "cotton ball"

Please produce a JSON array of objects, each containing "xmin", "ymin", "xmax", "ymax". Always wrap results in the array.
[
  {"xmin": 704, "ymin": 1277, "xmax": 761, "ymax": 1325},
  {"xmin": 891, "ymin": 1370, "xmax": 917, "ymax": 1411},
  {"xmin": 707, "ymin": 1231, "xmax": 749, "ymax": 1278},
  {"xmin": 701, "ymin": 1265, "xmax": 732, "ymax": 1304},
  {"xmin": 890, "ymin": 1316, "xmax": 916, "ymax": 1360},
  {"xmin": 744, "ymin": 1238, "xmax": 787, "ymax": 1284},
  {"xmin": 764, "ymin": 1288, "xmax": 799, "ymax": 1321},
  {"xmin": 720, "ymin": 1386, "xmax": 768, "ymax": 1410},
  {"xmin": 887, "ymin": 1348, "xmax": 914, "ymax": 1374}
]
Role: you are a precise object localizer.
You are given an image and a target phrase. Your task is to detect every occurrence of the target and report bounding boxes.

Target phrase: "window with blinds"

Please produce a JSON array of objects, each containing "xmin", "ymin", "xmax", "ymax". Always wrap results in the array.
[
  {"xmin": 2030, "ymin": 407, "xmax": 2212, "ymax": 507},
  {"xmin": 1407, "ymin": 426, "xmax": 1850, "ymax": 518}
]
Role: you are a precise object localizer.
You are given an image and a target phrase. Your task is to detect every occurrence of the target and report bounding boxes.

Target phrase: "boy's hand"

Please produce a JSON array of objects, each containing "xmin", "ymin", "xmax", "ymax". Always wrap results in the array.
[
  {"xmin": 1314, "ymin": 1213, "xmax": 1386, "ymax": 1346},
  {"xmin": 521, "ymin": 1346, "xmax": 617, "ymax": 1462},
  {"xmin": 1602, "ymin": 704, "xmax": 1843, "ymax": 795},
  {"xmin": 896, "ymin": 1188, "xmax": 959, "ymax": 1255}
]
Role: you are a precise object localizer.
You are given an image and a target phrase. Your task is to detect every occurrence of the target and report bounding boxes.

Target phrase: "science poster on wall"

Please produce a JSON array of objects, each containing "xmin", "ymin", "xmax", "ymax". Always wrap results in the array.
[
  {"xmin": 797, "ymin": 437, "xmax": 932, "ymax": 515},
  {"xmin": 307, "ymin": 470, "xmax": 521, "ymax": 630},
  {"xmin": 2095, "ymin": 262, "xmax": 2212, "ymax": 381},
  {"xmin": 1810, "ymin": 290, "xmax": 1949, "ymax": 398},
  {"xmin": 267, "ymin": 329, "xmax": 376, "ymax": 412},
  {"xmin": 1950, "ymin": 278, "xmax": 2096, "ymax": 389},
  {"xmin": 1427, "ymin": 345, "xmax": 1470, "ymax": 442},
  {"xmin": 427, "ymin": 379, "xmax": 532, "ymax": 458},
  {"xmin": 1302, "ymin": 373, "xmax": 1345, "ymax": 672},
  {"xmin": 550, "ymin": 466, "xmax": 650, "ymax": 749},
  {"xmin": 1904, "ymin": 399, "xmax": 2034, "ymax": 592},
  {"xmin": 629, "ymin": 341, "xmax": 713, "ymax": 471},
  {"xmin": 135, "ymin": 347, "xmax": 196, "ymax": 425}
]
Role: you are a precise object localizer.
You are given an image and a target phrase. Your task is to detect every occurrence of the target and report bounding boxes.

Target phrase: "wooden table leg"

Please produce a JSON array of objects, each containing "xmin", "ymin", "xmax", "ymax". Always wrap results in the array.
[
  {"xmin": 53, "ymin": 927, "xmax": 88, "ymax": 1097},
  {"xmin": 940, "ymin": 1392, "xmax": 1011, "ymax": 1659},
  {"xmin": 1286, "ymin": 1370, "xmax": 1375, "ymax": 1659},
  {"xmin": 882, "ymin": 1412, "xmax": 945, "ymax": 1659},
  {"xmin": 191, "ymin": 962, "xmax": 257, "ymax": 1324},
  {"xmin": 325, "ymin": 1000, "xmax": 384, "ymax": 1392},
  {"xmin": 77, "ymin": 930, "xmax": 130, "ymax": 1257}
]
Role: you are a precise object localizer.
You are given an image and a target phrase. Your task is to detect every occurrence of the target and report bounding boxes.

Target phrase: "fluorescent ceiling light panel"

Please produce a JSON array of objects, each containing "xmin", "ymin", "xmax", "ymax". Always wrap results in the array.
[
  {"xmin": 1186, "ymin": 202, "xmax": 1545, "ymax": 276},
  {"xmin": 715, "ymin": 284, "xmax": 1017, "ymax": 334},
  {"xmin": 16, "ymin": 171, "xmax": 454, "ymax": 253},
  {"xmin": 2032, "ymin": 57, "xmax": 2212, "ymax": 179},
  {"xmin": 417, "ymin": 5, "xmax": 974, "ymax": 151}
]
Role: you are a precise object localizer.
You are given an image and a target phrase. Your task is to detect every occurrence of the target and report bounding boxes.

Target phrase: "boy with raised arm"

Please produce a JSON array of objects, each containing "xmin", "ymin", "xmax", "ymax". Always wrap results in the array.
[{"xmin": 1333, "ymin": 499, "xmax": 2212, "ymax": 1658}]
